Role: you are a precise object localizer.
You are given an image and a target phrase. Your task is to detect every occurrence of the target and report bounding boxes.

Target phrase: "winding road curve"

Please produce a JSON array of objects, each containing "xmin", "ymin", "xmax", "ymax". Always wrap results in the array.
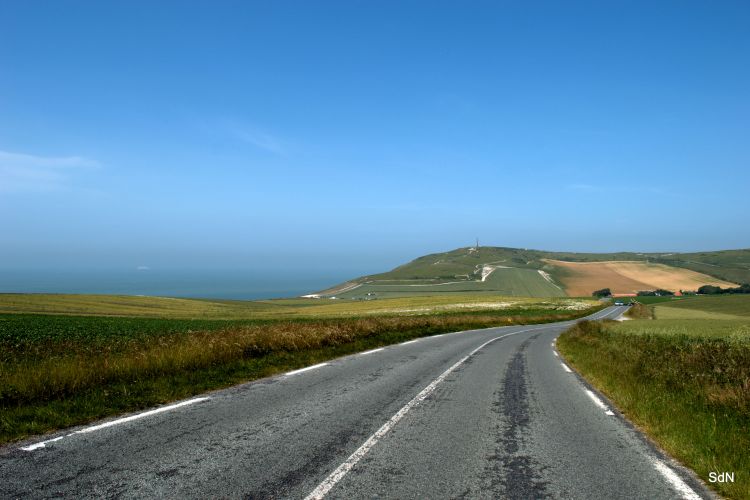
[{"xmin": 0, "ymin": 307, "xmax": 713, "ymax": 499}]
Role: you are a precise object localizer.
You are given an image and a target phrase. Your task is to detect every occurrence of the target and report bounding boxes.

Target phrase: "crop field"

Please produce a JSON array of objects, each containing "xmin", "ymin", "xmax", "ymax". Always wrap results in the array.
[
  {"xmin": 653, "ymin": 294, "xmax": 750, "ymax": 319},
  {"xmin": 653, "ymin": 249, "xmax": 750, "ymax": 285},
  {"xmin": 0, "ymin": 293, "xmax": 590, "ymax": 319},
  {"xmin": 0, "ymin": 293, "xmax": 282, "ymax": 318},
  {"xmin": 0, "ymin": 293, "xmax": 601, "ymax": 444},
  {"xmin": 333, "ymin": 267, "xmax": 565, "ymax": 299},
  {"xmin": 547, "ymin": 260, "xmax": 737, "ymax": 296},
  {"xmin": 629, "ymin": 295, "xmax": 688, "ymax": 304},
  {"xmin": 607, "ymin": 261, "xmax": 738, "ymax": 290},
  {"xmin": 558, "ymin": 295, "xmax": 750, "ymax": 499}
]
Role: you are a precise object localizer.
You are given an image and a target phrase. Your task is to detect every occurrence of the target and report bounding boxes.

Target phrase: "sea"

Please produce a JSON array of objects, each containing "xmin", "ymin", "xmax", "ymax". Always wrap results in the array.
[{"xmin": 0, "ymin": 269, "xmax": 354, "ymax": 300}]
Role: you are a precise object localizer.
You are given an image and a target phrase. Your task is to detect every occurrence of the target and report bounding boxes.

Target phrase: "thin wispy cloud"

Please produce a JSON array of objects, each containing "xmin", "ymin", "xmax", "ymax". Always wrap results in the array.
[
  {"xmin": 0, "ymin": 150, "xmax": 99, "ymax": 192},
  {"xmin": 567, "ymin": 183, "xmax": 600, "ymax": 191},
  {"xmin": 187, "ymin": 115, "xmax": 289, "ymax": 155},
  {"xmin": 566, "ymin": 183, "xmax": 671, "ymax": 196},
  {"xmin": 230, "ymin": 126, "xmax": 286, "ymax": 155}
]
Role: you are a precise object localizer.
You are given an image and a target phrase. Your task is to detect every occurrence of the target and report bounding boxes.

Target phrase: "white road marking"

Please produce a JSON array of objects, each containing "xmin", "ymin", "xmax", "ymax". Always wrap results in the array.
[
  {"xmin": 584, "ymin": 389, "xmax": 615, "ymax": 415},
  {"xmin": 561, "ymin": 362, "xmax": 572, "ymax": 373},
  {"xmin": 20, "ymin": 436, "xmax": 64, "ymax": 451},
  {"xmin": 358, "ymin": 348, "xmax": 385, "ymax": 356},
  {"xmin": 401, "ymin": 339, "xmax": 419, "ymax": 345},
  {"xmin": 20, "ymin": 397, "xmax": 210, "ymax": 451},
  {"xmin": 651, "ymin": 459, "xmax": 702, "ymax": 500},
  {"xmin": 285, "ymin": 363, "xmax": 330, "ymax": 377},
  {"xmin": 553, "ymin": 351, "xmax": 559, "ymax": 357},
  {"xmin": 304, "ymin": 327, "xmax": 538, "ymax": 500}
]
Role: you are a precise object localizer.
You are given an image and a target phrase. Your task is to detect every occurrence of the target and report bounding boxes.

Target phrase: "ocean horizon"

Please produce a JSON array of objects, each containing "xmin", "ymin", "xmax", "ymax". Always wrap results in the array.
[{"xmin": 0, "ymin": 269, "xmax": 352, "ymax": 300}]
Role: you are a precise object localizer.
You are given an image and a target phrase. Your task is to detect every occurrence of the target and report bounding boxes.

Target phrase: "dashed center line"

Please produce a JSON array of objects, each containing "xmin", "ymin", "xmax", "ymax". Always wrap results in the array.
[
  {"xmin": 285, "ymin": 363, "xmax": 330, "ymax": 377},
  {"xmin": 304, "ymin": 326, "xmax": 542, "ymax": 499}
]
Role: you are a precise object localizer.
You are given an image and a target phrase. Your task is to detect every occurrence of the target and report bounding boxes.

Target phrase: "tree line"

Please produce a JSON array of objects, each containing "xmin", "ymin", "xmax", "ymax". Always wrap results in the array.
[
  {"xmin": 696, "ymin": 283, "xmax": 750, "ymax": 295},
  {"xmin": 592, "ymin": 284, "xmax": 750, "ymax": 297}
]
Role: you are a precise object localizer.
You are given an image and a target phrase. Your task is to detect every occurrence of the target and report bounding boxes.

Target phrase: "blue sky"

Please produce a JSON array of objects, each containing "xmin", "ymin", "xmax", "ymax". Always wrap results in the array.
[{"xmin": 1, "ymin": 1, "xmax": 749, "ymax": 275}]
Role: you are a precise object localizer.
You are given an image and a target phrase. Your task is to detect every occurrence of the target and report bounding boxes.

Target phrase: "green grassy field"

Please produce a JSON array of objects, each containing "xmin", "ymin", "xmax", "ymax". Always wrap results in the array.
[
  {"xmin": 558, "ymin": 295, "xmax": 750, "ymax": 499},
  {"xmin": 624, "ymin": 295, "xmax": 685, "ymax": 305},
  {"xmin": 0, "ymin": 293, "xmax": 601, "ymax": 445},
  {"xmin": 654, "ymin": 294, "xmax": 750, "ymax": 318}
]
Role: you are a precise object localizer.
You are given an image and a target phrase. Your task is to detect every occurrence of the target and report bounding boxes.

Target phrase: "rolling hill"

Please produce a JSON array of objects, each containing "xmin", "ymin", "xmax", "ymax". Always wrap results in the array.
[{"xmin": 318, "ymin": 246, "xmax": 750, "ymax": 299}]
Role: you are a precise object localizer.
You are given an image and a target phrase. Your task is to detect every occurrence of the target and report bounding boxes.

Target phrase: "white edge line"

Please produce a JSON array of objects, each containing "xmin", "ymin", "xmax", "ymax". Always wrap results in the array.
[
  {"xmin": 285, "ymin": 362, "xmax": 330, "ymax": 377},
  {"xmin": 20, "ymin": 397, "xmax": 210, "ymax": 451},
  {"xmin": 76, "ymin": 397, "xmax": 211, "ymax": 434},
  {"xmin": 561, "ymin": 362, "xmax": 573, "ymax": 373},
  {"xmin": 584, "ymin": 308, "xmax": 702, "ymax": 497},
  {"xmin": 651, "ymin": 459, "xmax": 702, "ymax": 500},
  {"xmin": 401, "ymin": 339, "xmax": 419, "ymax": 345},
  {"xmin": 304, "ymin": 328, "xmax": 534, "ymax": 500},
  {"xmin": 358, "ymin": 347, "xmax": 385, "ymax": 356},
  {"xmin": 20, "ymin": 436, "xmax": 64, "ymax": 451},
  {"xmin": 584, "ymin": 389, "xmax": 615, "ymax": 416},
  {"xmin": 553, "ymin": 351, "xmax": 559, "ymax": 357}
]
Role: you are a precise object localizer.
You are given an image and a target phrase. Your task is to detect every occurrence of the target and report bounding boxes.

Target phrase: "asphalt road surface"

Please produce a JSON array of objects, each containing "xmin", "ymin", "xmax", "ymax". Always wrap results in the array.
[{"xmin": 1, "ymin": 306, "xmax": 713, "ymax": 499}]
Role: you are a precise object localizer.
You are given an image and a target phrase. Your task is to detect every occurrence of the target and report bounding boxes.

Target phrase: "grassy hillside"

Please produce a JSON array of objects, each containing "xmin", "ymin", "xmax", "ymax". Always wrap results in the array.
[
  {"xmin": 558, "ymin": 295, "xmax": 750, "ymax": 499},
  {"xmin": 334, "ymin": 267, "xmax": 565, "ymax": 299},
  {"xmin": 320, "ymin": 246, "xmax": 750, "ymax": 298}
]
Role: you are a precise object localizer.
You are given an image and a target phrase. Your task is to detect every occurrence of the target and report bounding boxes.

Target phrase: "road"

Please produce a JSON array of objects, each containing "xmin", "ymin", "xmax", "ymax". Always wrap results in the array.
[{"xmin": 0, "ymin": 306, "xmax": 712, "ymax": 499}]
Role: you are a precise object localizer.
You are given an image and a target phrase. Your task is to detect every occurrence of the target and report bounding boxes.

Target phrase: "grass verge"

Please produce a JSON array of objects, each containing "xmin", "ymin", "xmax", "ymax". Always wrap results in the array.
[
  {"xmin": 624, "ymin": 302, "xmax": 653, "ymax": 319},
  {"xmin": 1, "ymin": 306, "xmax": 600, "ymax": 445},
  {"xmin": 557, "ymin": 320, "xmax": 749, "ymax": 499}
]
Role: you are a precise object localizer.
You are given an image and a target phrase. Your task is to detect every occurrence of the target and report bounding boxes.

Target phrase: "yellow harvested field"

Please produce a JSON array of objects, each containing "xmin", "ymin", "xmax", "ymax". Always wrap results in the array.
[
  {"xmin": 546, "ymin": 260, "xmax": 738, "ymax": 296},
  {"xmin": 606, "ymin": 261, "xmax": 737, "ymax": 290}
]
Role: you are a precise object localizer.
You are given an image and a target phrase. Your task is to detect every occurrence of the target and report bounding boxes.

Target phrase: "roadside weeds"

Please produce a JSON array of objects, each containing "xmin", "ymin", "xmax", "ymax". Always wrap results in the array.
[{"xmin": 557, "ymin": 320, "xmax": 749, "ymax": 500}]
